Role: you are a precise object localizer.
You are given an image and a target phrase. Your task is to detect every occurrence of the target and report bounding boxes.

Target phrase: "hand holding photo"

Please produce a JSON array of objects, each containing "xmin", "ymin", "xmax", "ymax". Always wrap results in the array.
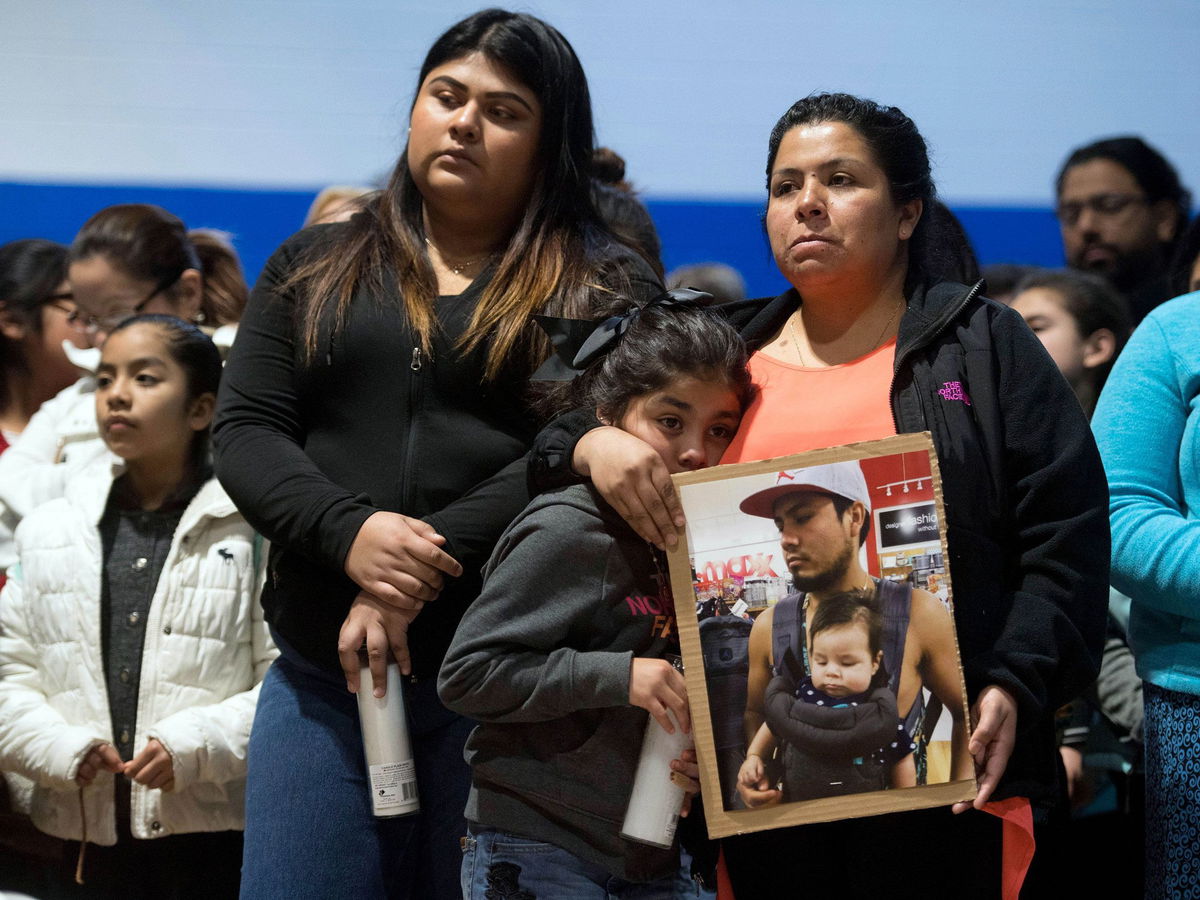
[{"xmin": 668, "ymin": 433, "xmax": 975, "ymax": 838}]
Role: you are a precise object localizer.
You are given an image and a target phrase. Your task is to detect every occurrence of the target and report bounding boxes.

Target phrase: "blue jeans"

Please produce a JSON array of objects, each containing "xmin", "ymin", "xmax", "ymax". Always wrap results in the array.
[
  {"xmin": 239, "ymin": 634, "xmax": 474, "ymax": 899},
  {"xmin": 461, "ymin": 829, "xmax": 677, "ymax": 900}
]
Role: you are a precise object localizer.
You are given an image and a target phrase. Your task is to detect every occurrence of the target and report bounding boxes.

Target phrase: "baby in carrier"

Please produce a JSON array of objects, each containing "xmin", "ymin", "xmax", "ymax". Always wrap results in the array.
[{"xmin": 762, "ymin": 588, "xmax": 915, "ymax": 801}]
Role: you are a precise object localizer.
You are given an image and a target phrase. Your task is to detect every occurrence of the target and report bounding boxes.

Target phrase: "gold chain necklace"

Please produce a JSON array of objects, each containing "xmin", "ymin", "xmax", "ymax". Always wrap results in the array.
[
  {"xmin": 786, "ymin": 299, "xmax": 903, "ymax": 367},
  {"xmin": 424, "ymin": 237, "xmax": 493, "ymax": 276}
]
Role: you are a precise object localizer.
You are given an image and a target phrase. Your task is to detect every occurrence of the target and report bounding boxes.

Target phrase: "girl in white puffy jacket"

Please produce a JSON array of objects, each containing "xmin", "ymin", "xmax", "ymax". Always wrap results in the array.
[{"xmin": 0, "ymin": 314, "xmax": 273, "ymax": 898}]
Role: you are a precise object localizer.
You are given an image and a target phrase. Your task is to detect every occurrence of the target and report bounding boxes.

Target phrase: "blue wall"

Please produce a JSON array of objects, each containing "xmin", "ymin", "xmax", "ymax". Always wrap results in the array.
[
  {"xmin": 4, "ymin": 2, "xmax": 1196, "ymax": 297},
  {"xmin": 1, "ymin": 181, "xmax": 1066, "ymax": 299}
]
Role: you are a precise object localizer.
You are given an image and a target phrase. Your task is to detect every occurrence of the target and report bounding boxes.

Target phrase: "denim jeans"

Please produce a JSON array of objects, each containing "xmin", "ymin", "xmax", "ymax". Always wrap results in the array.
[
  {"xmin": 239, "ymin": 633, "xmax": 474, "ymax": 899},
  {"xmin": 461, "ymin": 828, "xmax": 677, "ymax": 900}
]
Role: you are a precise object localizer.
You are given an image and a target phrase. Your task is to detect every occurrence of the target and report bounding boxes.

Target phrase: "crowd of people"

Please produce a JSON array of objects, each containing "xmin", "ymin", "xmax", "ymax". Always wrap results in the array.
[{"xmin": 0, "ymin": 7, "xmax": 1197, "ymax": 900}]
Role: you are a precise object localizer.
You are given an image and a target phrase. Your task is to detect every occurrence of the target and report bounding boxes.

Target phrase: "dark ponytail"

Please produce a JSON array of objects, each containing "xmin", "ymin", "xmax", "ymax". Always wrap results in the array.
[{"xmin": 188, "ymin": 229, "xmax": 248, "ymax": 325}]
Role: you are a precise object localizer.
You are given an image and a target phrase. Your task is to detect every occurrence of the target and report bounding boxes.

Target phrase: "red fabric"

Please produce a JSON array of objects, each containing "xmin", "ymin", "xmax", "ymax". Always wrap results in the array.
[
  {"xmin": 983, "ymin": 796, "xmax": 1035, "ymax": 900},
  {"xmin": 715, "ymin": 845, "xmax": 735, "ymax": 900}
]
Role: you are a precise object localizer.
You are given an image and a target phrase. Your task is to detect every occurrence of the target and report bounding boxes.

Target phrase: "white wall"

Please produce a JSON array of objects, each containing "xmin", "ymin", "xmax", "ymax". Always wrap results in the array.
[{"xmin": 4, "ymin": 0, "xmax": 1198, "ymax": 204}]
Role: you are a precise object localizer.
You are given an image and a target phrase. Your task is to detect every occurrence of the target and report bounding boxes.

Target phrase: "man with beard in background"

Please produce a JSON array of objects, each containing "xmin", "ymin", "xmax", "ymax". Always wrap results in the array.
[
  {"xmin": 735, "ymin": 463, "xmax": 970, "ymax": 809},
  {"xmin": 1055, "ymin": 136, "xmax": 1190, "ymax": 325}
]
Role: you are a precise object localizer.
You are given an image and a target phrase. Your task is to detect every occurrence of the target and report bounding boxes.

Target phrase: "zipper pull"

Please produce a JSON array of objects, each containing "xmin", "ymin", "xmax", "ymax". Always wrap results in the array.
[{"xmin": 410, "ymin": 347, "xmax": 422, "ymax": 372}]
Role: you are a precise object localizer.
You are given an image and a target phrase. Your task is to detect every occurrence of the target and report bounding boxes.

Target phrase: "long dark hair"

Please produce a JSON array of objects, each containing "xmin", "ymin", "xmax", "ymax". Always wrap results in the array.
[
  {"xmin": 288, "ymin": 9, "xmax": 624, "ymax": 380},
  {"xmin": 766, "ymin": 93, "xmax": 960, "ymax": 293},
  {"xmin": 70, "ymin": 204, "xmax": 247, "ymax": 325},
  {"xmin": 0, "ymin": 239, "xmax": 70, "ymax": 407}
]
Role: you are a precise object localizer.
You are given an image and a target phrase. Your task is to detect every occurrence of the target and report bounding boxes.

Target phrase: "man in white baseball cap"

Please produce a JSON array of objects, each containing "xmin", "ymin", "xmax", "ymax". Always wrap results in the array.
[
  {"xmin": 739, "ymin": 461, "xmax": 872, "ymax": 594},
  {"xmin": 735, "ymin": 460, "xmax": 971, "ymax": 808}
]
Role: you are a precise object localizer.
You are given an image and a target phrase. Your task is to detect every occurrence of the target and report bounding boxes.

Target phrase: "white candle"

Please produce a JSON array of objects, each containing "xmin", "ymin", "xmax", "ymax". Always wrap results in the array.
[
  {"xmin": 620, "ymin": 707, "xmax": 693, "ymax": 848},
  {"xmin": 357, "ymin": 661, "xmax": 420, "ymax": 818}
]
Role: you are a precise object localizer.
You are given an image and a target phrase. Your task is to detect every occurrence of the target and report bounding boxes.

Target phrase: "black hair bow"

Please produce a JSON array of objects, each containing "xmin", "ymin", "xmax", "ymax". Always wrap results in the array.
[{"xmin": 531, "ymin": 288, "xmax": 713, "ymax": 382}]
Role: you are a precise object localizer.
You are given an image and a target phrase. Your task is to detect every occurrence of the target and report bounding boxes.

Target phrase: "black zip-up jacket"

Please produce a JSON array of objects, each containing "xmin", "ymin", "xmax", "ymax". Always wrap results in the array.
[
  {"xmin": 531, "ymin": 279, "xmax": 1110, "ymax": 802},
  {"xmin": 213, "ymin": 223, "xmax": 659, "ymax": 679}
]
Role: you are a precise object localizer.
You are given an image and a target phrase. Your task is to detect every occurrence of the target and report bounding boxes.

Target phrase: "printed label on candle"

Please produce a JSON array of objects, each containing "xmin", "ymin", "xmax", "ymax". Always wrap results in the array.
[{"xmin": 369, "ymin": 760, "xmax": 420, "ymax": 814}]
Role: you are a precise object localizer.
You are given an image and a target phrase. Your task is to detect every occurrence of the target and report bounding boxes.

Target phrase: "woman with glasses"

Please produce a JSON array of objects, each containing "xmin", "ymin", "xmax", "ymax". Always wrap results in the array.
[
  {"xmin": 1054, "ymin": 136, "xmax": 1191, "ymax": 325},
  {"xmin": 0, "ymin": 238, "xmax": 90, "ymax": 595},
  {"xmin": 0, "ymin": 240, "xmax": 85, "ymax": 447},
  {"xmin": 67, "ymin": 205, "xmax": 246, "ymax": 337},
  {"xmin": 0, "ymin": 205, "xmax": 248, "ymax": 537},
  {"xmin": 0, "ymin": 239, "xmax": 84, "ymax": 897}
]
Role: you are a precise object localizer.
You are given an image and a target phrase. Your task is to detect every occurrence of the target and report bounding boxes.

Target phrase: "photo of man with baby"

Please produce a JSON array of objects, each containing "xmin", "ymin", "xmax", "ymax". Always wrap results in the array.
[{"xmin": 669, "ymin": 435, "xmax": 975, "ymax": 837}]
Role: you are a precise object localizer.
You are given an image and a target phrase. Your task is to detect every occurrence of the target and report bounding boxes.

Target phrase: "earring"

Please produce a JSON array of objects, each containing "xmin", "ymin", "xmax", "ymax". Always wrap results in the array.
[{"xmin": 194, "ymin": 311, "xmax": 206, "ymax": 324}]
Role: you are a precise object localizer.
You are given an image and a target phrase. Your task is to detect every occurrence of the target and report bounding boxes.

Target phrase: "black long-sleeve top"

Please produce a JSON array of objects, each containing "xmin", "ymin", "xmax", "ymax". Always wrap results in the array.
[{"xmin": 213, "ymin": 223, "xmax": 659, "ymax": 678}]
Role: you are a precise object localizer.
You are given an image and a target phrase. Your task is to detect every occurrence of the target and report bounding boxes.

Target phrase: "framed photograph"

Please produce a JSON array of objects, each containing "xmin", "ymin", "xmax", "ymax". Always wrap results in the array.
[{"xmin": 668, "ymin": 432, "xmax": 975, "ymax": 838}]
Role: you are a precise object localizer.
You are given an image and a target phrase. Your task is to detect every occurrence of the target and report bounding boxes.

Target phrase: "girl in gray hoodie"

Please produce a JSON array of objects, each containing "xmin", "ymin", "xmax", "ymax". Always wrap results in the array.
[{"xmin": 439, "ymin": 294, "xmax": 754, "ymax": 898}]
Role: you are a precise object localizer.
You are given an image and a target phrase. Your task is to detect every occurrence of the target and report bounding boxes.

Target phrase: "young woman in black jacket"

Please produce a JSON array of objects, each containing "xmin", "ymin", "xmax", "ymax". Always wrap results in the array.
[
  {"xmin": 533, "ymin": 93, "xmax": 1109, "ymax": 897},
  {"xmin": 212, "ymin": 10, "xmax": 658, "ymax": 898}
]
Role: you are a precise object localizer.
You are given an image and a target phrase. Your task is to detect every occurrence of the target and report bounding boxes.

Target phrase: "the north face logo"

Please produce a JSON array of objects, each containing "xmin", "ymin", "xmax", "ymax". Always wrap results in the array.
[{"xmin": 938, "ymin": 382, "xmax": 971, "ymax": 406}]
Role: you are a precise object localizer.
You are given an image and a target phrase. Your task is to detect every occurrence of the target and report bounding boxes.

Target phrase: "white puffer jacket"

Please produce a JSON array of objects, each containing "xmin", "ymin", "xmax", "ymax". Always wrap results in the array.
[{"xmin": 0, "ymin": 457, "xmax": 275, "ymax": 844}]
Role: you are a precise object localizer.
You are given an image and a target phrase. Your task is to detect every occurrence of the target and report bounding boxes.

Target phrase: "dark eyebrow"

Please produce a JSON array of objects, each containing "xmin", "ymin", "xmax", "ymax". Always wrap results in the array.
[
  {"xmin": 771, "ymin": 158, "xmax": 866, "ymax": 179},
  {"xmin": 650, "ymin": 393, "xmax": 741, "ymax": 422},
  {"xmin": 654, "ymin": 395, "xmax": 693, "ymax": 413},
  {"xmin": 427, "ymin": 75, "xmax": 535, "ymax": 114},
  {"xmin": 98, "ymin": 356, "xmax": 167, "ymax": 373}
]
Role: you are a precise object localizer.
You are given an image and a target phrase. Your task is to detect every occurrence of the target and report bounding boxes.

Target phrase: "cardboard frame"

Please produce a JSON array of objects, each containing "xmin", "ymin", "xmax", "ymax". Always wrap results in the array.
[{"xmin": 668, "ymin": 433, "xmax": 975, "ymax": 838}]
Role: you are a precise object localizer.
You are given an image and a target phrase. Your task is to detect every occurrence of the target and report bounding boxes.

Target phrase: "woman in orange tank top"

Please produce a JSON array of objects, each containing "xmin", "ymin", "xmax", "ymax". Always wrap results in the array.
[{"xmin": 536, "ymin": 93, "xmax": 1109, "ymax": 899}]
